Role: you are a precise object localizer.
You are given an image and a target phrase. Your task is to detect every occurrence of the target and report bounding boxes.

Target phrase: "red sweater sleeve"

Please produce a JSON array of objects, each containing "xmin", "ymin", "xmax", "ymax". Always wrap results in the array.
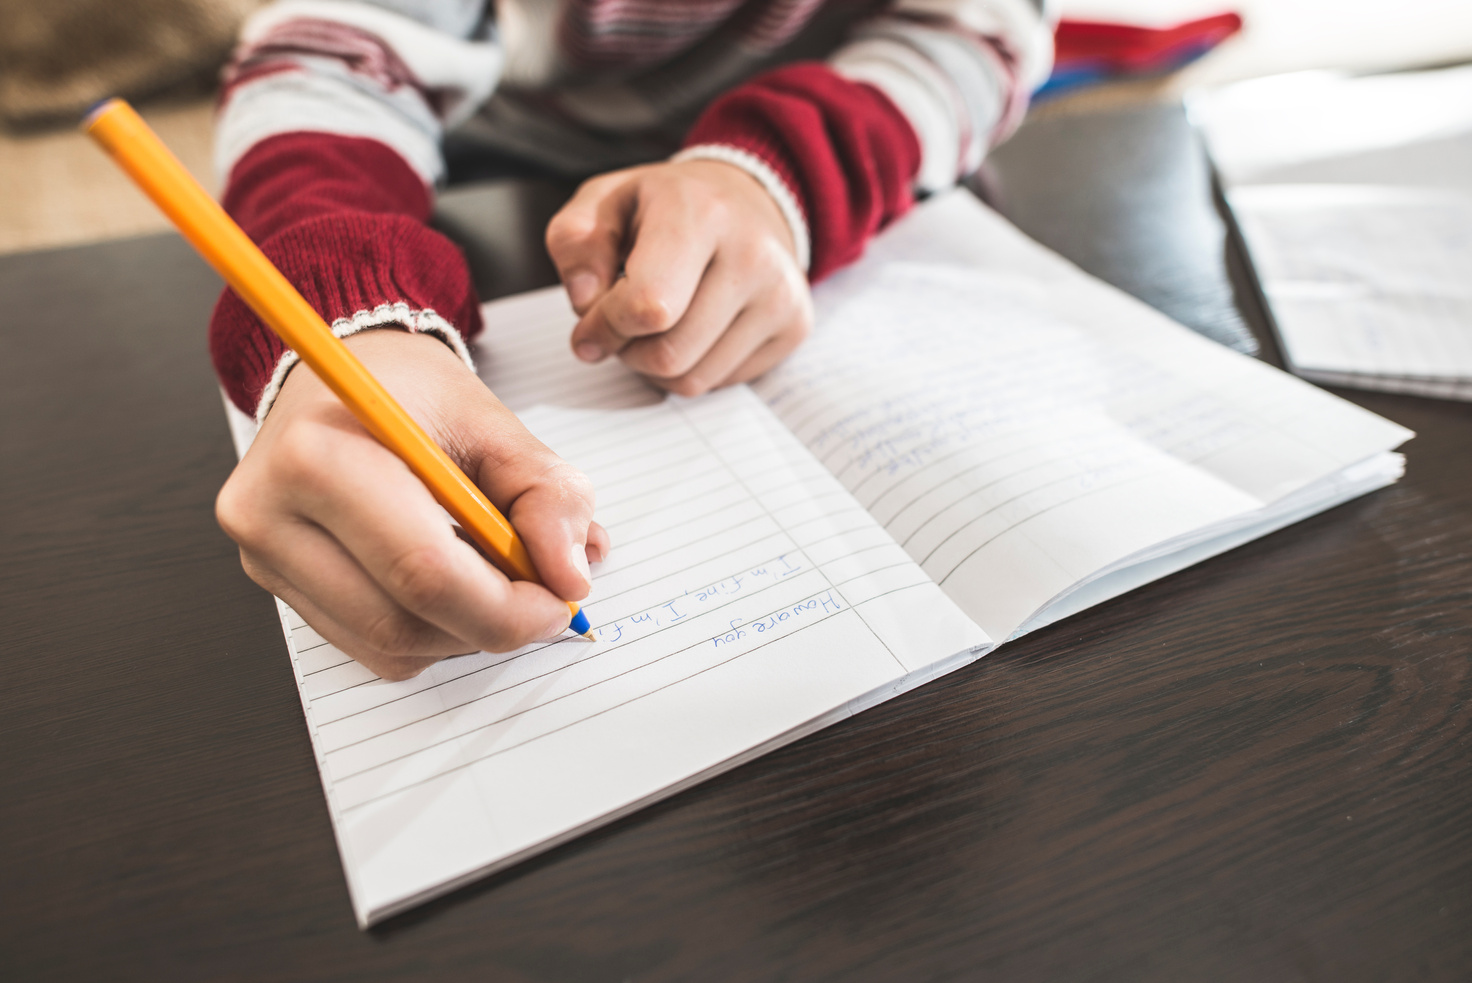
[
  {"xmin": 209, "ymin": 132, "xmax": 483, "ymax": 417},
  {"xmin": 683, "ymin": 62, "xmax": 922, "ymax": 282}
]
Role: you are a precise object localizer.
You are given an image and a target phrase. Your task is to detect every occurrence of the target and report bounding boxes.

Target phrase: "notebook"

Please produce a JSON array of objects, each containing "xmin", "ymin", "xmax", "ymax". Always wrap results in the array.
[
  {"xmin": 224, "ymin": 189, "xmax": 1412, "ymax": 926},
  {"xmin": 1189, "ymin": 65, "xmax": 1472, "ymax": 400}
]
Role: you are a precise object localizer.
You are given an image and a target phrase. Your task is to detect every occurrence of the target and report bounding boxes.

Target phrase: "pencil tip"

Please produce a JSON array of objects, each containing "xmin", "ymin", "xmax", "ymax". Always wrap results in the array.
[{"xmin": 581, "ymin": 631, "xmax": 596, "ymax": 641}]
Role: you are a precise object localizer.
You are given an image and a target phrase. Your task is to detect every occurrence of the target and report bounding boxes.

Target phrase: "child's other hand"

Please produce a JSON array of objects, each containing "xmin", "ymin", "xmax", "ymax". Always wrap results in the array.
[
  {"xmin": 545, "ymin": 158, "xmax": 812, "ymax": 396},
  {"xmin": 216, "ymin": 330, "xmax": 609, "ymax": 681}
]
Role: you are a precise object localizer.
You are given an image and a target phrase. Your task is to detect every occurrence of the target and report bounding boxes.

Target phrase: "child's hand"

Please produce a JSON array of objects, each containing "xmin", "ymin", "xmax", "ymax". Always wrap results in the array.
[
  {"xmin": 216, "ymin": 329, "xmax": 609, "ymax": 681},
  {"xmin": 546, "ymin": 158, "xmax": 813, "ymax": 396}
]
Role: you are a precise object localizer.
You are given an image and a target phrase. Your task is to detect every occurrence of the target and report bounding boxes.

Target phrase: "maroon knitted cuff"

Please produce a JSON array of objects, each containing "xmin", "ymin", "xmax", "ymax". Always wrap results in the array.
[
  {"xmin": 209, "ymin": 132, "xmax": 482, "ymax": 416},
  {"xmin": 210, "ymin": 212, "xmax": 484, "ymax": 416},
  {"xmin": 684, "ymin": 62, "xmax": 922, "ymax": 281}
]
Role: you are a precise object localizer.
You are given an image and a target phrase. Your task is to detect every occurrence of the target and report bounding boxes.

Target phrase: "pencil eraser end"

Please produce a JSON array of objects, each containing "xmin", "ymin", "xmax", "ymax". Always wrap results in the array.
[{"xmin": 82, "ymin": 98, "xmax": 121, "ymax": 129}]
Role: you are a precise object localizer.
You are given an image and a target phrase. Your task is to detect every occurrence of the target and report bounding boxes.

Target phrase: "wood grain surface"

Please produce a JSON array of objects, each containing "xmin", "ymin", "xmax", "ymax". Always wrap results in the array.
[{"xmin": 1, "ymin": 105, "xmax": 1469, "ymax": 982}]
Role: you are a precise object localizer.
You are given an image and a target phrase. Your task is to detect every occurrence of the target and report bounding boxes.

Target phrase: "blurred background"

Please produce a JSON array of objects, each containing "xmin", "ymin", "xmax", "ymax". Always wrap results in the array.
[{"xmin": 2, "ymin": 0, "xmax": 1471, "ymax": 256}]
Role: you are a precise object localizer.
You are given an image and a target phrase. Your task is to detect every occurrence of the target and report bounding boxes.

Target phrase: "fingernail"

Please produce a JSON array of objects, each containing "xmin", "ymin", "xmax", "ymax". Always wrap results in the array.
[
  {"xmin": 569, "ymin": 542, "xmax": 592, "ymax": 590},
  {"xmin": 574, "ymin": 341, "xmax": 604, "ymax": 363},
  {"xmin": 586, "ymin": 541, "xmax": 606, "ymax": 564},
  {"xmin": 567, "ymin": 271, "xmax": 600, "ymax": 311}
]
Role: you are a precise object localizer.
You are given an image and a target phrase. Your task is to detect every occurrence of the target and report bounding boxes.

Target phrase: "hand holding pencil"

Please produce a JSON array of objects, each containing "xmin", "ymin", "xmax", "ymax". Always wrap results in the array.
[
  {"xmin": 220, "ymin": 328, "xmax": 607, "ymax": 680},
  {"xmin": 87, "ymin": 99, "xmax": 608, "ymax": 680}
]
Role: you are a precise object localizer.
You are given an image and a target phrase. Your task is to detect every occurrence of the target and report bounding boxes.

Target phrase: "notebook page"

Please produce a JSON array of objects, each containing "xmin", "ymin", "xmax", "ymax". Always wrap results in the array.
[
  {"xmin": 1228, "ymin": 184, "xmax": 1472, "ymax": 384},
  {"xmin": 290, "ymin": 389, "xmax": 986, "ymax": 925},
  {"xmin": 755, "ymin": 263, "xmax": 1264, "ymax": 641},
  {"xmin": 753, "ymin": 191, "xmax": 1412, "ymax": 641},
  {"xmin": 846, "ymin": 192, "xmax": 1411, "ymax": 503},
  {"xmin": 475, "ymin": 287, "xmax": 664, "ymax": 410},
  {"xmin": 227, "ymin": 302, "xmax": 987, "ymax": 925}
]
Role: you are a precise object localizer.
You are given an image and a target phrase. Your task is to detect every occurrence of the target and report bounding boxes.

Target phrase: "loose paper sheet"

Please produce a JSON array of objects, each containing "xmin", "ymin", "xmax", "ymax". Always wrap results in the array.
[
  {"xmin": 1188, "ymin": 65, "xmax": 1472, "ymax": 188},
  {"xmin": 1191, "ymin": 66, "xmax": 1472, "ymax": 398},
  {"xmin": 1229, "ymin": 185, "xmax": 1472, "ymax": 397}
]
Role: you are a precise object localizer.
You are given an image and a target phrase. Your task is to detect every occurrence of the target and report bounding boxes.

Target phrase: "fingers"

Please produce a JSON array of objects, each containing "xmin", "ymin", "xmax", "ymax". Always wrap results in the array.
[
  {"xmin": 458, "ymin": 416, "xmax": 600, "ymax": 604},
  {"xmin": 284, "ymin": 424, "xmax": 574, "ymax": 652},
  {"xmin": 654, "ymin": 285, "xmax": 812, "ymax": 396},
  {"xmin": 586, "ymin": 520, "xmax": 611, "ymax": 564},
  {"xmin": 238, "ymin": 525, "xmax": 458, "ymax": 682},
  {"xmin": 545, "ymin": 173, "xmax": 638, "ymax": 314},
  {"xmin": 550, "ymin": 159, "xmax": 813, "ymax": 397},
  {"xmin": 216, "ymin": 330, "xmax": 610, "ymax": 678},
  {"xmin": 568, "ymin": 185, "xmax": 720, "ymax": 363},
  {"xmin": 719, "ymin": 274, "xmax": 813, "ymax": 386},
  {"xmin": 614, "ymin": 251, "xmax": 747, "ymax": 380},
  {"xmin": 336, "ymin": 328, "xmax": 602, "ymax": 608}
]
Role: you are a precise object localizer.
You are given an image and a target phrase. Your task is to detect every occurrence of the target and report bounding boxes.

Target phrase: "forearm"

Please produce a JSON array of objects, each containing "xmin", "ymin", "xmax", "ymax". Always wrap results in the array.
[
  {"xmin": 211, "ymin": 0, "xmax": 500, "ymax": 419},
  {"xmin": 679, "ymin": 0, "xmax": 1051, "ymax": 280}
]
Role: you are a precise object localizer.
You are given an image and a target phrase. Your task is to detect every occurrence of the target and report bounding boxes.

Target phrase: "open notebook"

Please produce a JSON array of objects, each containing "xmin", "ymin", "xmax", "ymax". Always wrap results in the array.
[{"xmin": 224, "ymin": 190, "xmax": 1412, "ymax": 926}]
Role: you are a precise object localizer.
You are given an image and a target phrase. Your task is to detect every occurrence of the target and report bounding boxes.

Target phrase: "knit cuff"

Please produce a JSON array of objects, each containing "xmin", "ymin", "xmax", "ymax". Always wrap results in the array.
[
  {"xmin": 681, "ymin": 63, "xmax": 921, "ymax": 282},
  {"xmin": 210, "ymin": 211, "xmax": 485, "ymax": 417},
  {"xmin": 254, "ymin": 304, "xmax": 475, "ymax": 425}
]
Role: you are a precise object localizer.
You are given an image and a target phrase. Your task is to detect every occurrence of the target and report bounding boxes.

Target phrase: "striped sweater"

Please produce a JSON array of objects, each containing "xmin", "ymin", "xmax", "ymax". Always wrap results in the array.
[{"xmin": 212, "ymin": 0, "xmax": 1054, "ymax": 419}]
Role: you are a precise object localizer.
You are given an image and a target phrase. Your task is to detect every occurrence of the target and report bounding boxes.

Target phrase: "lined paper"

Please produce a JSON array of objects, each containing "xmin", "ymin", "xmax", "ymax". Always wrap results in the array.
[
  {"xmin": 223, "ymin": 188, "xmax": 1411, "ymax": 927},
  {"xmin": 261, "ymin": 331, "xmax": 986, "ymax": 925},
  {"xmin": 756, "ymin": 264, "xmax": 1265, "ymax": 640},
  {"xmin": 751, "ymin": 194, "xmax": 1410, "ymax": 639},
  {"xmin": 473, "ymin": 288, "xmax": 663, "ymax": 411}
]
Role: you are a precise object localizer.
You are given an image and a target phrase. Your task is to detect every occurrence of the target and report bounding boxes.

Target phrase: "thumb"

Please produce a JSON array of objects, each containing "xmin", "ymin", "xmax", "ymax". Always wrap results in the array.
[
  {"xmin": 545, "ymin": 171, "xmax": 639, "ymax": 314},
  {"xmin": 503, "ymin": 459, "xmax": 599, "ymax": 604},
  {"xmin": 455, "ymin": 401, "xmax": 600, "ymax": 604}
]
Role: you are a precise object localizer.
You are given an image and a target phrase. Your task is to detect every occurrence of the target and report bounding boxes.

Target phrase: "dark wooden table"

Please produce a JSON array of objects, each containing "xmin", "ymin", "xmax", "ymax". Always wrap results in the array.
[{"xmin": 3, "ymin": 103, "xmax": 1469, "ymax": 982}]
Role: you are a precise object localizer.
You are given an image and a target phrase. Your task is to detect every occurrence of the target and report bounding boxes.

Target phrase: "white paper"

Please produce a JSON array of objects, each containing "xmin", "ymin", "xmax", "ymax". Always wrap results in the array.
[
  {"xmin": 233, "ymin": 302, "xmax": 987, "ymax": 925},
  {"xmin": 757, "ymin": 264, "xmax": 1262, "ymax": 640},
  {"xmin": 754, "ymin": 192, "xmax": 1412, "ymax": 640},
  {"xmin": 1188, "ymin": 65, "xmax": 1472, "ymax": 189},
  {"xmin": 226, "ymin": 188, "xmax": 1412, "ymax": 928},
  {"xmin": 1229, "ymin": 184, "xmax": 1472, "ymax": 394},
  {"xmin": 1192, "ymin": 66, "xmax": 1472, "ymax": 399}
]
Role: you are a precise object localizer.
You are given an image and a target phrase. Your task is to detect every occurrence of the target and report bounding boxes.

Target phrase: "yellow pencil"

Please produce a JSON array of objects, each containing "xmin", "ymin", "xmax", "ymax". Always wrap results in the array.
[{"xmin": 85, "ymin": 98, "xmax": 593, "ymax": 639}]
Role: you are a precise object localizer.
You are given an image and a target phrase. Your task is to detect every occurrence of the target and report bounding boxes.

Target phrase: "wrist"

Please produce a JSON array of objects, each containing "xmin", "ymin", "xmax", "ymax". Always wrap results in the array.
[
  {"xmin": 670, "ymin": 145, "xmax": 811, "ymax": 273},
  {"xmin": 256, "ymin": 304, "xmax": 475, "ymax": 425}
]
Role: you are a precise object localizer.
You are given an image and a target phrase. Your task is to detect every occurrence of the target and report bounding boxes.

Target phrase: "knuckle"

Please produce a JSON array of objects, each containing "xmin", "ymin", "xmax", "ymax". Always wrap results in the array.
[
  {"xmin": 535, "ymin": 459, "xmax": 597, "ymax": 513},
  {"xmin": 667, "ymin": 373, "xmax": 710, "ymax": 398},
  {"xmin": 788, "ymin": 300, "xmax": 814, "ymax": 343},
  {"xmin": 580, "ymin": 171, "xmax": 622, "ymax": 196},
  {"xmin": 641, "ymin": 334, "xmax": 690, "ymax": 378},
  {"xmin": 236, "ymin": 549, "xmax": 274, "ymax": 590},
  {"xmin": 621, "ymin": 286, "xmax": 676, "ymax": 333},
  {"xmin": 701, "ymin": 193, "xmax": 732, "ymax": 229},
  {"xmin": 552, "ymin": 462, "xmax": 596, "ymax": 503},
  {"xmin": 546, "ymin": 211, "xmax": 595, "ymax": 254},
  {"xmin": 364, "ymin": 609, "xmax": 436, "ymax": 661},
  {"xmin": 214, "ymin": 478, "xmax": 258, "ymax": 544},
  {"xmin": 270, "ymin": 425, "xmax": 330, "ymax": 488},
  {"xmin": 727, "ymin": 235, "xmax": 766, "ymax": 271},
  {"xmin": 465, "ymin": 603, "xmax": 541, "ymax": 653},
  {"xmin": 372, "ymin": 659, "xmax": 429, "ymax": 683},
  {"xmin": 383, "ymin": 545, "xmax": 454, "ymax": 613},
  {"xmin": 477, "ymin": 623, "xmax": 524, "ymax": 655}
]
